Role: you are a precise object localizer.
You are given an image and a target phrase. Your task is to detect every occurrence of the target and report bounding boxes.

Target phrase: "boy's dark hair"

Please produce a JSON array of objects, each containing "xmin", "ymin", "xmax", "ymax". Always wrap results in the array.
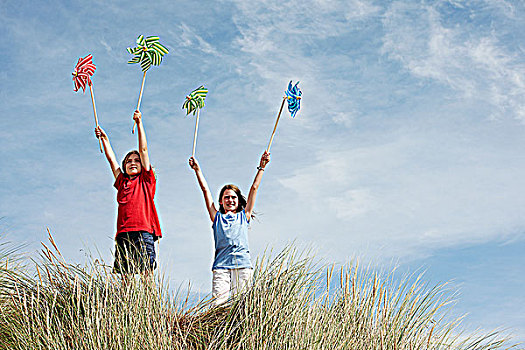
[
  {"xmin": 219, "ymin": 184, "xmax": 255, "ymax": 218},
  {"xmin": 121, "ymin": 150, "xmax": 141, "ymax": 176}
]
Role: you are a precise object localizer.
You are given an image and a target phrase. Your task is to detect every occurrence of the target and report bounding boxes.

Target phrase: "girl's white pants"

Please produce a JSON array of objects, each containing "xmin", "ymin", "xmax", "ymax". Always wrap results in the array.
[{"xmin": 212, "ymin": 268, "xmax": 253, "ymax": 306}]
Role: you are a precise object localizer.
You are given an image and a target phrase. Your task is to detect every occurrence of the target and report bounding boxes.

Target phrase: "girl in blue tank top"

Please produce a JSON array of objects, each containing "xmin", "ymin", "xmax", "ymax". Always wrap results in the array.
[{"xmin": 189, "ymin": 151, "xmax": 270, "ymax": 305}]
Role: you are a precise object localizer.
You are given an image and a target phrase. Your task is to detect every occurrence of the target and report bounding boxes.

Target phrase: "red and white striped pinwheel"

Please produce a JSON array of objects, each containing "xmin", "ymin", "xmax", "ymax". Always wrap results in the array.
[
  {"xmin": 72, "ymin": 54, "xmax": 102, "ymax": 152},
  {"xmin": 72, "ymin": 54, "xmax": 96, "ymax": 93}
]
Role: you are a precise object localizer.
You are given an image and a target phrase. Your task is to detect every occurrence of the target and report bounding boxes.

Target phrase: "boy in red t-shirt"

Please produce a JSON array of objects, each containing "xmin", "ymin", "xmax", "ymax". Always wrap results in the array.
[{"xmin": 95, "ymin": 110, "xmax": 162, "ymax": 274}]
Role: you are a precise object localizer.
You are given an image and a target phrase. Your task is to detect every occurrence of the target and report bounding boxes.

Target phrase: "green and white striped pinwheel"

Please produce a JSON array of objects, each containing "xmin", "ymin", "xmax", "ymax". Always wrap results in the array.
[
  {"xmin": 183, "ymin": 86, "xmax": 208, "ymax": 115},
  {"xmin": 183, "ymin": 85, "xmax": 208, "ymax": 157},
  {"xmin": 127, "ymin": 35, "xmax": 169, "ymax": 72}
]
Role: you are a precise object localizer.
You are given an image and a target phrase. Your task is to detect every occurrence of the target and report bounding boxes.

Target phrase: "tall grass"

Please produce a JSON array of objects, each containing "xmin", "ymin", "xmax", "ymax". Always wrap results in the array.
[{"xmin": 0, "ymin": 236, "xmax": 519, "ymax": 350}]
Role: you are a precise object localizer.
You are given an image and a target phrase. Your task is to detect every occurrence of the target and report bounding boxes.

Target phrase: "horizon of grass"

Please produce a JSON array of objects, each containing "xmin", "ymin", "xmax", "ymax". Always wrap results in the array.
[{"xmin": 0, "ymin": 234, "xmax": 521, "ymax": 350}]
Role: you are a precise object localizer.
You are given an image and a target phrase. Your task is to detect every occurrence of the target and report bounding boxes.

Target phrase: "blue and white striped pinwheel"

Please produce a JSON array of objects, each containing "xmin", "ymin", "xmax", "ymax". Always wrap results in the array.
[
  {"xmin": 285, "ymin": 81, "xmax": 302, "ymax": 118},
  {"xmin": 266, "ymin": 80, "xmax": 303, "ymax": 152}
]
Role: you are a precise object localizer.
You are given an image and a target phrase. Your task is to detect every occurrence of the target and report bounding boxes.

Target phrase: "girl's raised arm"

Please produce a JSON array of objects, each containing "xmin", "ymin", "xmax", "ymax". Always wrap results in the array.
[
  {"xmin": 95, "ymin": 126, "xmax": 121, "ymax": 179},
  {"xmin": 189, "ymin": 157, "xmax": 218, "ymax": 222},
  {"xmin": 245, "ymin": 151, "xmax": 270, "ymax": 221},
  {"xmin": 133, "ymin": 110, "xmax": 151, "ymax": 171}
]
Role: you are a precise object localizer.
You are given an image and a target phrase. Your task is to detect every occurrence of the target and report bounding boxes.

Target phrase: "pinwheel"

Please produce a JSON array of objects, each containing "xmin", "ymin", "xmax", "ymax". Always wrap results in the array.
[
  {"xmin": 72, "ymin": 54, "xmax": 102, "ymax": 152},
  {"xmin": 182, "ymin": 85, "xmax": 208, "ymax": 157},
  {"xmin": 72, "ymin": 54, "xmax": 95, "ymax": 93},
  {"xmin": 285, "ymin": 81, "xmax": 302, "ymax": 118},
  {"xmin": 266, "ymin": 81, "xmax": 302, "ymax": 152},
  {"xmin": 127, "ymin": 35, "xmax": 169, "ymax": 133}
]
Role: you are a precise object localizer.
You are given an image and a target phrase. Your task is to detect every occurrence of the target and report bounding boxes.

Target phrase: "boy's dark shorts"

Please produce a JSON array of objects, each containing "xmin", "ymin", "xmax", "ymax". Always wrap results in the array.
[{"xmin": 113, "ymin": 231, "xmax": 157, "ymax": 274}]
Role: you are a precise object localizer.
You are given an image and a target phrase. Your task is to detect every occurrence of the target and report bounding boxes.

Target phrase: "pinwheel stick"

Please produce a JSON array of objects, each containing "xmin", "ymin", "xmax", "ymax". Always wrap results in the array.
[
  {"xmin": 192, "ymin": 108, "xmax": 200, "ymax": 157},
  {"xmin": 132, "ymin": 71, "xmax": 147, "ymax": 134},
  {"xmin": 266, "ymin": 96, "xmax": 287, "ymax": 153},
  {"xmin": 89, "ymin": 85, "xmax": 103, "ymax": 153}
]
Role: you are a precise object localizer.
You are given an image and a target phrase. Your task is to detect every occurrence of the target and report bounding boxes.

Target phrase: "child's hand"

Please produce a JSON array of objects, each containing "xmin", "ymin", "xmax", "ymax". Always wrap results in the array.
[
  {"xmin": 133, "ymin": 110, "xmax": 142, "ymax": 124},
  {"xmin": 95, "ymin": 126, "xmax": 108, "ymax": 140},
  {"xmin": 189, "ymin": 156, "xmax": 200, "ymax": 171},
  {"xmin": 259, "ymin": 151, "xmax": 270, "ymax": 169}
]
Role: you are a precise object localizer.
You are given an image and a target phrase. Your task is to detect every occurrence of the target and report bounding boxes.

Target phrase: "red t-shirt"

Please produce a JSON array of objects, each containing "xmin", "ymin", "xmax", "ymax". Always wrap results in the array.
[{"xmin": 114, "ymin": 168, "xmax": 162, "ymax": 239}]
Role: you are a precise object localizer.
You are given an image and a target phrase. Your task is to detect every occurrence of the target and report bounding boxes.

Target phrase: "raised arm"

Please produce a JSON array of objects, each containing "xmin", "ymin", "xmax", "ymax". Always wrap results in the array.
[
  {"xmin": 189, "ymin": 157, "xmax": 218, "ymax": 222},
  {"xmin": 95, "ymin": 126, "xmax": 121, "ymax": 179},
  {"xmin": 245, "ymin": 151, "xmax": 270, "ymax": 221},
  {"xmin": 133, "ymin": 110, "xmax": 151, "ymax": 171}
]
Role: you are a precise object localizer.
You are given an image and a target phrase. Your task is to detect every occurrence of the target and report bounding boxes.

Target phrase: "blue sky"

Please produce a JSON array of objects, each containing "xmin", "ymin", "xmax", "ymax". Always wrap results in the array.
[{"xmin": 1, "ymin": 0, "xmax": 524, "ymax": 341}]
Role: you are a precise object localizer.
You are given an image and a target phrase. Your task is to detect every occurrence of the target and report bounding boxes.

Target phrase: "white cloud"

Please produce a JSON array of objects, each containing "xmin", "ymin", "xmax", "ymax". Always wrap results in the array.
[
  {"xmin": 278, "ymin": 128, "xmax": 525, "ymax": 262},
  {"xmin": 223, "ymin": 0, "xmax": 382, "ymax": 124},
  {"xmin": 327, "ymin": 189, "xmax": 377, "ymax": 220},
  {"xmin": 481, "ymin": 0, "xmax": 516, "ymax": 18},
  {"xmin": 178, "ymin": 23, "xmax": 221, "ymax": 56},
  {"xmin": 332, "ymin": 111, "xmax": 356, "ymax": 128},
  {"xmin": 381, "ymin": 1, "xmax": 525, "ymax": 121}
]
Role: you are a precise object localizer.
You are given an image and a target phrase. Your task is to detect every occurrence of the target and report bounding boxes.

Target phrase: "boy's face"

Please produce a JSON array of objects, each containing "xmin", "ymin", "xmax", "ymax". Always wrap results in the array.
[
  {"xmin": 220, "ymin": 189, "xmax": 238, "ymax": 213},
  {"xmin": 125, "ymin": 154, "xmax": 142, "ymax": 176}
]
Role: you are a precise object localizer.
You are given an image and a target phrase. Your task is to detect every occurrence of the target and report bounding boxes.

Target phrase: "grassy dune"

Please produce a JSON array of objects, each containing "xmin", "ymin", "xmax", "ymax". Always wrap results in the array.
[{"xmin": 0, "ymin": 237, "xmax": 519, "ymax": 350}]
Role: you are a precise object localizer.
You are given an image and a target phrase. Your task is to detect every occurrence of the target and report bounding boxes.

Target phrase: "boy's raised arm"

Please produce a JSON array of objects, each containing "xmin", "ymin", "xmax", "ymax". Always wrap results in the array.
[
  {"xmin": 245, "ymin": 151, "xmax": 270, "ymax": 221},
  {"xmin": 95, "ymin": 126, "xmax": 121, "ymax": 179},
  {"xmin": 134, "ymin": 110, "xmax": 151, "ymax": 172},
  {"xmin": 189, "ymin": 157, "xmax": 218, "ymax": 222}
]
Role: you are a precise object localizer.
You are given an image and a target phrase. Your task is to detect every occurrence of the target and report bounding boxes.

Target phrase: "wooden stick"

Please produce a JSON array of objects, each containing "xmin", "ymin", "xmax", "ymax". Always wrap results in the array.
[
  {"xmin": 192, "ymin": 108, "xmax": 200, "ymax": 157},
  {"xmin": 266, "ymin": 96, "xmax": 286, "ymax": 153},
  {"xmin": 132, "ymin": 71, "xmax": 147, "ymax": 134},
  {"xmin": 89, "ymin": 84, "xmax": 103, "ymax": 153}
]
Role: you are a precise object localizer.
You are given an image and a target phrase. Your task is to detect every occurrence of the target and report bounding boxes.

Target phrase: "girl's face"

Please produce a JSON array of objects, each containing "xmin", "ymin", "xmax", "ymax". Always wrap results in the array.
[
  {"xmin": 220, "ymin": 189, "xmax": 239, "ymax": 213},
  {"xmin": 125, "ymin": 154, "xmax": 142, "ymax": 176}
]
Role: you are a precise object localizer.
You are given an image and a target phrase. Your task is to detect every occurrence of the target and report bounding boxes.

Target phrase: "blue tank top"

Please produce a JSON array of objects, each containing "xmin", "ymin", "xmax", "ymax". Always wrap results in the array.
[{"xmin": 212, "ymin": 209, "xmax": 252, "ymax": 270}]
